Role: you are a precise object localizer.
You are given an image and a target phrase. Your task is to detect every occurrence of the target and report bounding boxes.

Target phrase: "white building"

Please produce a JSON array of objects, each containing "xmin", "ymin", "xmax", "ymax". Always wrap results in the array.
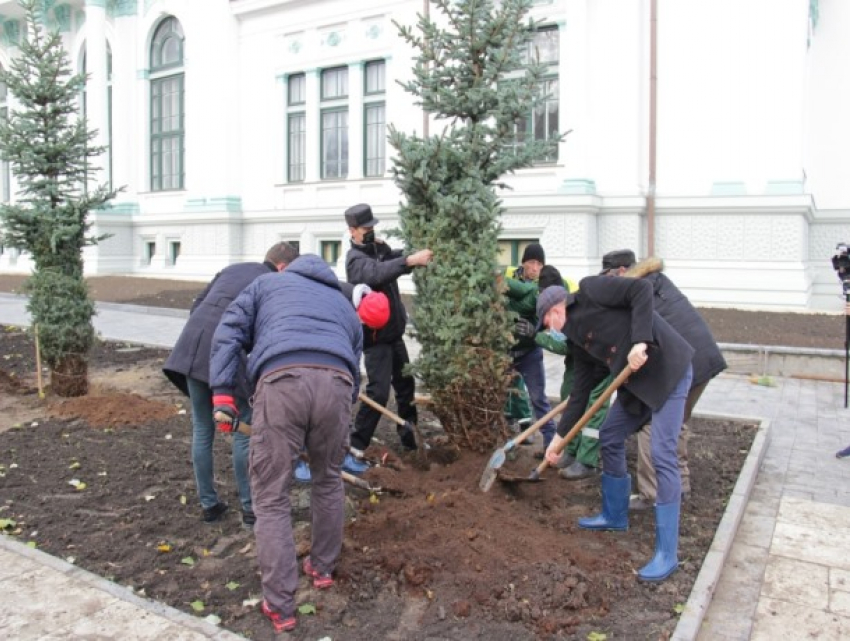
[{"xmin": 0, "ymin": 0, "xmax": 847, "ymax": 312}]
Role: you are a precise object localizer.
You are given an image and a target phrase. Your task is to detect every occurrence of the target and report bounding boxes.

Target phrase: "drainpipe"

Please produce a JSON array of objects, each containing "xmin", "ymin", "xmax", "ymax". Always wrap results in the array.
[{"xmin": 647, "ymin": 0, "xmax": 657, "ymax": 255}]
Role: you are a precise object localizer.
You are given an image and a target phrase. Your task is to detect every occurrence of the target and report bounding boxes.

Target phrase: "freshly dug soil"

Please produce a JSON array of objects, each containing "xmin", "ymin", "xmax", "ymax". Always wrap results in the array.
[
  {"xmin": 0, "ymin": 273, "xmax": 842, "ymax": 350},
  {"xmin": 0, "ymin": 327, "xmax": 757, "ymax": 640}
]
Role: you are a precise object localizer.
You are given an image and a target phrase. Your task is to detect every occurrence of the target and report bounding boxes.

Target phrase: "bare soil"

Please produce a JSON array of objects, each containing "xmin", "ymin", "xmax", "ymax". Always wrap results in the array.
[
  {"xmin": 0, "ymin": 327, "xmax": 756, "ymax": 640},
  {"xmin": 0, "ymin": 273, "xmax": 844, "ymax": 349}
]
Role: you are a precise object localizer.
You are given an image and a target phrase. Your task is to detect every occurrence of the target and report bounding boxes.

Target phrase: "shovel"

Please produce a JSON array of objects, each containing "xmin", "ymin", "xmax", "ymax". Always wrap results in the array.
[
  {"xmin": 358, "ymin": 392, "xmax": 426, "ymax": 452},
  {"xmin": 524, "ymin": 365, "xmax": 633, "ymax": 483},
  {"xmin": 479, "ymin": 395, "xmax": 573, "ymax": 492}
]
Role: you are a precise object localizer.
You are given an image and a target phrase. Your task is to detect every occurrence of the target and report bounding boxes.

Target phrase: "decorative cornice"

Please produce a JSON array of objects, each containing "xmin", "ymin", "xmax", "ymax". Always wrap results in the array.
[{"xmin": 185, "ymin": 197, "xmax": 243, "ymax": 213}]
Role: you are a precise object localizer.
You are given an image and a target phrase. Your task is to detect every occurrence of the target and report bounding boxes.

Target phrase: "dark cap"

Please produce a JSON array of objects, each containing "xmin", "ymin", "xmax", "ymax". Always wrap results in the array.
[
  {"xmin": 600, "ymin": 249, "xmax": 636, "ymax": 274},
  {"xmin": 536, "ymin": 285, "xmax": 568, "ymax": 329},
  {"xmin": 538, "ymin": 265, "xmax": 563, "ymax": 290},
  {"xmin": 344, "ymin": 203, "xmax": 380, "ymax": 228},
  {"xmin": 521, "ymin": 242, "xmax": 545, "ymax": 265}
]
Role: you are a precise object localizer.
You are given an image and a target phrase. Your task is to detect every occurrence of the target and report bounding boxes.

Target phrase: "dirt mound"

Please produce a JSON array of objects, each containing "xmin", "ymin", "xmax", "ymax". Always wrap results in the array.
[{"xmin": 49, "ymin": 389, "xmax": 178, "ymax": 427}]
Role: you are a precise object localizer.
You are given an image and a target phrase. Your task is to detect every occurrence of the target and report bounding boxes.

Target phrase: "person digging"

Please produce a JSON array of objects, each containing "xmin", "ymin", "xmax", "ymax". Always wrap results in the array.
[{"xmin": 538, "ymin": 279, "xmax": 694, "ymax": 582}]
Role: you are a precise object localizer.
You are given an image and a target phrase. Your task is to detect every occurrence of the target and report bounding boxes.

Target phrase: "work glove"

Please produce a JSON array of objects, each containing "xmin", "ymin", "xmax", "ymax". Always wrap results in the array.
[
  {"xmin": 212, "ymin": 394, "xmax": 239, "ymax": 433},
  {"xmin": 514, "ymin": 318, "xmax": 537, "ymax": 339}
]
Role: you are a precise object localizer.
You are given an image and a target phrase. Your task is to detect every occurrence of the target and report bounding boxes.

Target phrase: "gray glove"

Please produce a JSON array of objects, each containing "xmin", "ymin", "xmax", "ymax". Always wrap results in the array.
[{"xmin": 514, "ymin": 318, "xmax": 537, "ymax": 339}]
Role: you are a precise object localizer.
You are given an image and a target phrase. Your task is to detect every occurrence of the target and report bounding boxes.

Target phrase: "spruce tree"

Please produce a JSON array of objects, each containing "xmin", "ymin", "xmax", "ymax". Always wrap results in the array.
[
  {"xmin": 0, "ymin": 0, "xmax": 117, "ymax": 396},
  {"xmin": 391, "ymin": 0, "xmax": 562, "ymax": 450}
]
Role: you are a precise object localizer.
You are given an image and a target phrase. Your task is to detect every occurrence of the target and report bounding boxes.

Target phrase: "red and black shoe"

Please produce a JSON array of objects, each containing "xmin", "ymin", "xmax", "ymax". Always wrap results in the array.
[
  {"xmin": 303, "ymin": 557, "xmax": 334, "ymax": 589},
  {"xmin": 261, "ymin": 599, "xmax": 296, "ymax": 633}
]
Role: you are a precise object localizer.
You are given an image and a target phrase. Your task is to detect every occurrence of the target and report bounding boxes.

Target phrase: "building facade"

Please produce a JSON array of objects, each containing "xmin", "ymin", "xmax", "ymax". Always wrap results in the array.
[{"xmin": 0, "ymin": 0, "xmax": 847, "ymax": 312}]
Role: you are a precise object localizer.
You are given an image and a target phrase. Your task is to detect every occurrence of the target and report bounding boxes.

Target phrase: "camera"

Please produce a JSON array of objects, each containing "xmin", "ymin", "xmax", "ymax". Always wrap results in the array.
[{"xmin": 832, "ymin": 243, "xmax": 850, "ymax": 293}]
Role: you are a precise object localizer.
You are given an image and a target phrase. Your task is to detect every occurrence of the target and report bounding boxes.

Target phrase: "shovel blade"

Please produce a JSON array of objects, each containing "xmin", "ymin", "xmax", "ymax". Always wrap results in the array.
[{"xmin": 479, "ymin": 447, "xmax": 507, "ymax": 493}]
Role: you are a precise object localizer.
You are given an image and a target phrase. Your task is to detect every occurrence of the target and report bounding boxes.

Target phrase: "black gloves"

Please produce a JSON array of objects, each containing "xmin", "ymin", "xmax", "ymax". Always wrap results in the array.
[{"xmin": 514, "ymin": 318, "xmax": 537, "ymax": 339}]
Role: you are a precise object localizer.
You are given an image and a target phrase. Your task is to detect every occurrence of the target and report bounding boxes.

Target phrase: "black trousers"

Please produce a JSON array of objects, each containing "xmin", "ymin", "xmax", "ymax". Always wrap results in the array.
[{"xmin": 350, "ymin": 339, "xmax": 418, "ymax": 451}]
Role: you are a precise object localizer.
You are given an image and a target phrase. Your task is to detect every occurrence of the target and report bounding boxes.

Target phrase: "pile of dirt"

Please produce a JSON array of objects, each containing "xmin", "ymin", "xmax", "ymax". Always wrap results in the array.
[
  {"xmin": 49, "ymin": 390, "xmax": 179, "ymax": 428},
  {"xmin": 0, "ymin": 325, "xmax": 759, "ymax": 640}
]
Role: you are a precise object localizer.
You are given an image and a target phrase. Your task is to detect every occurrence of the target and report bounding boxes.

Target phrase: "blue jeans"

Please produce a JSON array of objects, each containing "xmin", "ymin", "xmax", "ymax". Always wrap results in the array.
[
  {"xmin": 599, "ymin": 364, "xmax": 693, "ymax": 504},
  {"xmin": 187, "ymin": 377, "xmax": 252, "ymax": 513},
  {"xmin": 513, "ymin": 346, "xmax": 555, "ymax": 445}
]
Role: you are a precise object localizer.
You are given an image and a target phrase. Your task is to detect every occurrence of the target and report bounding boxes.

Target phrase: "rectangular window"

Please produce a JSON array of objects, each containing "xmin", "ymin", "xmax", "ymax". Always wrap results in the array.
[
  {"xmin": 363, "ymin": 60, "xmax": 386, "ymax": 177},
  {"xmin": 288, "ymin": 73, "xmax": 306, "ymax": 105},
  {"xmin": 320, "ymin": 240, "xmax": 341, "ymax": 265},
  {"xmin": 145, "ymin": 241, "xmax": 156, "ymax": 265},
  {"xmin": 321, "ymin": 67, "xmax": 348, "ymax": 99},
  {"xmin": 516, "ymin": 26, "xmax": 559, "ymax": 164},
  {"xmin": 498, "ymin": 239, "xmax": 539, "ymax": 267},
  {"xmin": 321, "ymin": 108, "xmax": 348, "ymax": 179},
  {"xmin": 288, "ymin": 113, "xmax": 306, "ymax": 182},
  {"xmin": 151, "ymin": 74, "xmax": 185, "ymax": 191},
  {"xmin": 169, "ymin": 241, "xmax": 181, "ymax": 266}
]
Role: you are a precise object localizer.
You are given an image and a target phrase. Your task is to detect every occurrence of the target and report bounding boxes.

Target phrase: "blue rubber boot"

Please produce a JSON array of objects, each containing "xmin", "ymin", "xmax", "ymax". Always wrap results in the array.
[
  {"xmin": 342, "ymin": 453, "xmax": 370, "ymax": 476},
  {"xmin": 638, "ymin": 501, "xmax": 680, "ymax": 582},
  {"xmin": 293, "ymin": 460, "xmax": 312, "ymax": 483},
  {"xmin": 578, "ymin": 473, "xmax": 630, "ymax": 531}
]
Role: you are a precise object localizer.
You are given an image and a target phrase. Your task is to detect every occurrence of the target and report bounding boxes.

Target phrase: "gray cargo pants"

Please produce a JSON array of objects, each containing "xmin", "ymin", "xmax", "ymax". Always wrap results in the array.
[{"xmin": 249, "ymin": 365, "xmax": 353, "ymax": 617}]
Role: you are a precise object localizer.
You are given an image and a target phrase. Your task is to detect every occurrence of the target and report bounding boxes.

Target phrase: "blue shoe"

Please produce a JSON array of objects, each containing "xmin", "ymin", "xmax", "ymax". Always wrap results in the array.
[
  {"xmin": 342, "ymin": 453, "xmax": 370, "ymax": 476},
  {"xmin": 293, "ymin": 460, "xmax": 312, "ymax": 483},
  {"xmin": 578, "ymin": 473, "xmax": 630, "ymax": 531},
  {"xmin": 638, "ymin": 501, "xmax": 680, "ymax": 582}
]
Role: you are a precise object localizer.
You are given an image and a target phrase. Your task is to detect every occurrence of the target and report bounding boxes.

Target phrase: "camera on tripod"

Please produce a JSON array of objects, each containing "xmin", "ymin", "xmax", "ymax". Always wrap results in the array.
[{"xmin": 832, "ymin": 243, "xmax": 850, "ymax": 295}]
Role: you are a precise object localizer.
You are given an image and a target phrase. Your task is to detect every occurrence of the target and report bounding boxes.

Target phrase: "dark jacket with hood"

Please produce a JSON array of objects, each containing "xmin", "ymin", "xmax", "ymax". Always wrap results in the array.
[
  {"xmin": 555, "ymin": 276, "xmax": 695, "ymax": 436},
  {"xmin": 162, "ymin": 260, "xmax": 275, "ymax": 397},
  {"xmin": 209, "ymin": 254, "xmax": 363, "ymax": 401},
  {"xmin": 345, "ymin": 240, "xmax": 411, "ymax": 348}
]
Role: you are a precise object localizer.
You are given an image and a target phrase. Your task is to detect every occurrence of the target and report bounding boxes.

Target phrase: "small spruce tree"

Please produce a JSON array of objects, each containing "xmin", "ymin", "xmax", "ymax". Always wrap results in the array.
[
  {"xmin": 391, "ymin": 0, "xmax": 563, "ymax": 450},
  {"xmin": 0, "ymin": 0, "xmax": 117, "ymax": 396}
]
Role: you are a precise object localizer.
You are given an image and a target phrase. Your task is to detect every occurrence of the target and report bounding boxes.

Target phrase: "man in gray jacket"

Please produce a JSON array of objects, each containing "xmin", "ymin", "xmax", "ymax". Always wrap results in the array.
[{"xmin": 209, "ymin": 254, "xmax": 363, "ymax": 634}]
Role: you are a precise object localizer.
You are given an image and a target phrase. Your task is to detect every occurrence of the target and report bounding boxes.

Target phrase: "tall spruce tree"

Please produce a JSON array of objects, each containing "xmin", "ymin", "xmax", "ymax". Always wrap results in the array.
[
  {"xmin": 0, "ymin": 0, "xmax": 117, "ymax": 397},
  {"xmin": 391, "ymin": 0, "xmax": 563, "ymax": 450}
]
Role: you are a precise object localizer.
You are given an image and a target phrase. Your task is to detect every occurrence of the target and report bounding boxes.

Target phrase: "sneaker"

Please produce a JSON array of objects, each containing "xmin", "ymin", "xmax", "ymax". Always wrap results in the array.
[
  {"xmin": 202, "ymin": 502, "xmax": 228, "ymax": 523},
  {"xmin": 303, "ymin": 557, "xmax": 334, "ymax": 589},
  {"xmin": 261, "ymin": 599, "xmax": 296, "ymax": 633},
  {"xmin": 294, "ymin": 460, "xmax": 312, "ymax": 483},
  {"xmin": 242, "ymin": 510, "xmax": 256, "ymax": 531},
  {"xmin": 398, "ymin": 423, "xmax": 417, "ymax": 450},
  {"xmin": 342, "ymin": 452, "xmax": 370, "ymax": 476},
  {"xmin": 557, "ymin": 460, "xmax": 597, "ymax": 480}
]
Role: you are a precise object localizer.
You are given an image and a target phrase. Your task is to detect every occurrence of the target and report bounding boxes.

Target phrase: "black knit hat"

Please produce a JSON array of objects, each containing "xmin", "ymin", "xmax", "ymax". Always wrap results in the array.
[
  {"xmin": 600, "ymin": 249, "xmax": 636, "ymax": 274},
  {"xmin": 521, "ymin": 242, "xmax": 545, "ymax": 265}
]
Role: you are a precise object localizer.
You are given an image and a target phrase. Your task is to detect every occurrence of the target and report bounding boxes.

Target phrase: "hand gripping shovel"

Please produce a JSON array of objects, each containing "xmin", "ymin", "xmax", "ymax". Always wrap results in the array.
[
  {"xmin": 479, "ymin": 395, "xmax": 573, "ymax": 492},
  {"xmin": 526, "ymin": 365, "xmax": 633, "ymax": 483}
]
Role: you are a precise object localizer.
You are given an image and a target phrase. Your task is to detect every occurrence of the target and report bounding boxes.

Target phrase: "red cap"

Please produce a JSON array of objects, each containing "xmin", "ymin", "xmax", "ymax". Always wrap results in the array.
[{"xmin": 357, "ymin": 291, "xmax": 390, "ymax": 330}]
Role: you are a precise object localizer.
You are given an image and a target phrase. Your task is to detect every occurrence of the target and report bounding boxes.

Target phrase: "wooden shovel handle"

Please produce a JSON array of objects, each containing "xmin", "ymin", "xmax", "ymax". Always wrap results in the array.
[
  {"xmin": 532, "ymin": 365, "xmax": 633, "ymax": 478},
  {"xmin": 510, "ymin": 394, "xmax": 573, "ymax": 447},
  {"xmin": 358, "ymin": 392, "xmax": 407, "ymax": 427}
]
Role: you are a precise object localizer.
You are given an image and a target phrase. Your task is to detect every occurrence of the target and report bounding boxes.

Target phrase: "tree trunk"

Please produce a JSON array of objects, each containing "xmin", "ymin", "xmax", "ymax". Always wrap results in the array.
[{"xmin": 51, "ymin": 354, "xmax": 88, "ymax": 397}]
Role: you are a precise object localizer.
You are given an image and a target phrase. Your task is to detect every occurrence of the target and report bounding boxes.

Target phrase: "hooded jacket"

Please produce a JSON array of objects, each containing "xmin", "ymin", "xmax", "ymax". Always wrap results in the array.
[
  {"xmin": 345, "ymin": 240, "xmax": 411, "ymax": 348},
  {"xmin": 210, "ymin": 254, "xmax": 363, "ymax": 401}
]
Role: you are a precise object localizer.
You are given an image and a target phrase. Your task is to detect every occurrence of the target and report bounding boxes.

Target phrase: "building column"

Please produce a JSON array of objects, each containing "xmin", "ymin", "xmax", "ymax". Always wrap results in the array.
[
  {"xmin": 84, "ymin": 0, "xmax": 109, "ymax": 189},
  {"xmin": 347, "ymin": 61, "xmax": 364, "ymax": 181},
  {"xmin": 305, "ymin": 68, "xmax": 320, "ymax": 182}
]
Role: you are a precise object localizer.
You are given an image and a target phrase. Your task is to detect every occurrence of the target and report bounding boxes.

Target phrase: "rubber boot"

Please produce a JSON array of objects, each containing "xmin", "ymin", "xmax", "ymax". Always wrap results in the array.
[
  {"xmin": 638, "ymin": 500, "xmax": 680, "ymax": 582},
  {"xmin": 578, "ymin": 473, "xmax": 630, "ymax": 531}
]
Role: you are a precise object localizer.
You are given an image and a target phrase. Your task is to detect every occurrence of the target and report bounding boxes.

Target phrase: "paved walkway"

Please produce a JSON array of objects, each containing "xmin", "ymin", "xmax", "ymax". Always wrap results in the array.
[{"xmin": 1, "ymin": 294, "xmax": 850, "ymax": 639}]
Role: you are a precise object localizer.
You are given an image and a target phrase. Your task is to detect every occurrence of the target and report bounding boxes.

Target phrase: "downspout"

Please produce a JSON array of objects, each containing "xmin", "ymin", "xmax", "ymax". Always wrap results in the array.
[{"xmin": 647, "ymin": 0, "xmax": 658, "ymax": 255}]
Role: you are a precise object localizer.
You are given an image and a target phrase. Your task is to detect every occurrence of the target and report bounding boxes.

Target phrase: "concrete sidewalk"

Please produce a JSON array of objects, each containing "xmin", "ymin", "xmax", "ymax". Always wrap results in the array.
[{"xmin": 1, "ymin": 294, "xmax": 850, "ymax": 639}]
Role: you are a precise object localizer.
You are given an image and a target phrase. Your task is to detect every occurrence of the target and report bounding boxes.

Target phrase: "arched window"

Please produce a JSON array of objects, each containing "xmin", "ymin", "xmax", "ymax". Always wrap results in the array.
[
  {"xmin": 150, "ymin": 16, "xmax": 184, "ymax": 191},
  {"xmin": 81, "ymin": 45, "xmax": 113, "ymax": 189}
]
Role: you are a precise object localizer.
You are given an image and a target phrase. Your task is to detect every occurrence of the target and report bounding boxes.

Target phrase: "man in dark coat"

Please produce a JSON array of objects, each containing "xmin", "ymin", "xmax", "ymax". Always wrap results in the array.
[
  {"xmin": 344, "ymin": 203, "xmax": 432, "ymax": 469},
  {"xmin": 538, "ymin": 278, "xmax": 694, "ymax": 582},
  {"xmin": 208, "ymin": 254, "xmax": 363, "ymax": 634},
  {"xmin": 600, "ymin": 250, "xmax": 727, "ymax": 509},
  {"xmin": 163, "ymin": 242, "xmax": 299, "ymax": 528}
]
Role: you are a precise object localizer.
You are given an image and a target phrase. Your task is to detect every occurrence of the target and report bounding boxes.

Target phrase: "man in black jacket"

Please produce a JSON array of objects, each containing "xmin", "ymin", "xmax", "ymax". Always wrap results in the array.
[
  {"xmin": 538, "ymin": 279, "xmax": 694, "ymax": 582},
  {"xmin": 163, "ymin": 242, "xmax": 299, "ymax": 528},
  {"xmin": 344, "ymin": 204, "xmax": 432, "ymax": 469},
  {"xmin": 600, "ymin": 250, "xmax": 727, "ymax": 509}
]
